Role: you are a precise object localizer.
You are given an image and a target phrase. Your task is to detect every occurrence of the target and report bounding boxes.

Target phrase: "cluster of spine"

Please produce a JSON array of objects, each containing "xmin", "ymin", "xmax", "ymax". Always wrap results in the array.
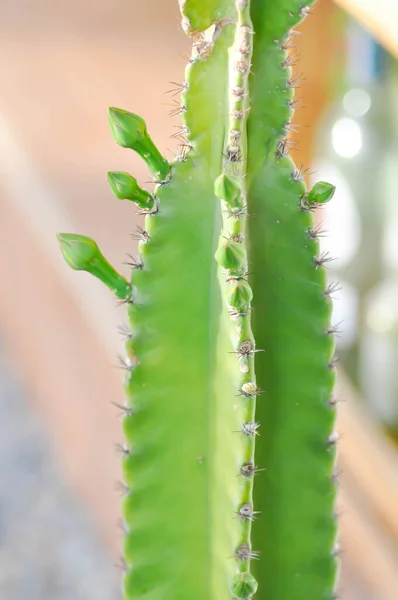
[{"xmin": 214, "ymin": 1, "xmax": 259, "ymax": 596}]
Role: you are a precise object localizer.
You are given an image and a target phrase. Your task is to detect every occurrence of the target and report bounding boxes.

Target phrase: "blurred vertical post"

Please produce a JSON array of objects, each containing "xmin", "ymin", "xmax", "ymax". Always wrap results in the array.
[
  {"xmin": 311, "ymin": 20, "xmax": 398, "ymax": 394},
  {"xmin": 291, "ymin": 0, "xmax": 341, "ymax": 181}
]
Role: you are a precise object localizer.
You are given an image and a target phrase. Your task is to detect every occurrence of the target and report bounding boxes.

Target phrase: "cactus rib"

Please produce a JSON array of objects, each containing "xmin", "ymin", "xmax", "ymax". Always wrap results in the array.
[
  {"xmin": 121, "ymin": 11, "xmax": 238, "ymax": 600},
  {"xmin": 247, "ymin": 2, "xmax": 338, "ymax": 599},
  {"xmin": 214, "ymin": 0, "xmax": 259, "ymax": 588}
]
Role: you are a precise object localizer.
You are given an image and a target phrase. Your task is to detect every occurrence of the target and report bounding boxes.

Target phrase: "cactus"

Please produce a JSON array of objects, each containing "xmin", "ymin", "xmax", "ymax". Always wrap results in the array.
[{"xmin": 58, "ymin": 1, "xmax": 338, "ymax": 600}]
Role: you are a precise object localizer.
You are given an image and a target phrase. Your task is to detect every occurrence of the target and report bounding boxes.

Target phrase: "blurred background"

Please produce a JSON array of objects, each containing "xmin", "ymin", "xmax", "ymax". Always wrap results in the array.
[{"xmin": 0, "ymin": 0, "xmax": 398, "ymax": 599}]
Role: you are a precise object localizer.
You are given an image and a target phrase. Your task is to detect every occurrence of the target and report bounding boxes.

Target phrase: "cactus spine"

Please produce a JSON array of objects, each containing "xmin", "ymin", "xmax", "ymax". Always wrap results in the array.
[{"xmin": 58, "ymin": 2, "xmax": 338, "ymax": 600}]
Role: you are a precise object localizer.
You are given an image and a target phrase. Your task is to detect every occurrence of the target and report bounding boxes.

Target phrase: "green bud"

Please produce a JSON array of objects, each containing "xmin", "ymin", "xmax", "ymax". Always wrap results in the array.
[
  {"xmin": 227, "ymin": 280, "xmax": 253, "ymax": 309},
  {"xmin": 108, "ymin": 107, "xmax": 146, "ymax": 149},
  {"xmin": 107, "ymin": 171, "xmax": 154, "ymax": 210},
  {"xmin": 215, "ymin": 240, "xmax": 246, "ymax": 271},
  {"xmin": 214, "ymin": 173, "xmax": 242, "ymax": 208},
  {"xmin": 108, "ymin": 107, "xmax": 170, "ymax": 181},
  {"xmin": 57, "ymin": 233, "xmax": 132, "ymax": 300},
  {"xmin": 57, "ymin": 233, "xmax": 98, "ymax": 270},
  {"xmin": 232, "ymin": 572, "xmax": 258, "ymax": 599},
  {"xmin": 307, "ymin": 181, "xmax": 335, "ymax": 205}
]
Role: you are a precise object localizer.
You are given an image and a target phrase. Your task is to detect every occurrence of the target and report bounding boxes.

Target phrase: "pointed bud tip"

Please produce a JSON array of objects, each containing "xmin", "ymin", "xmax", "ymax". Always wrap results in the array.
[
  {"xmin": 57, "ymin": 233, "xmax": 99, "ymax": 270},
  {"xmin": 107, "ymin": 171, "xmax": 139, "ymax": 200},
  {"xmin": 227, "ymin": 280, "xmax": 253, "ymax": 309},
  {"xmin": 215, "ymin": 240, "xmax": 246, "ymax": 271},
  {"xmin": 108, "ymin": 106, "xmax": 123, "ymax": 117},
  {"xmin": 308, "ymin": 181, "xmax": 336, "ymax": 205},
  {"xmin": 108, "ymin": 106, "xmax": 142, "ymax": 123},
  {"xmin": 108, "ymin": 107, "xmax": 147, "ymax": 149},
  {"xmin": 107, "ymin": 171, "xmax": 154, "ymax": 209},
  {"xmin": 232, "ymin": 572, "xmax": 258, "ymax": 599},
  {"xmin": 214, "ymin": 173, "xmax": 242, "ymax": 207}
]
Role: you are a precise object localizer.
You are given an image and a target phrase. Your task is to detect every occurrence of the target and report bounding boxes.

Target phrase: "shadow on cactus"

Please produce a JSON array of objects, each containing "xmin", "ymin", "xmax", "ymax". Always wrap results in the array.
[{"xmin": 58, "ymin": 1, "xmax": 339, "ymax": 599}]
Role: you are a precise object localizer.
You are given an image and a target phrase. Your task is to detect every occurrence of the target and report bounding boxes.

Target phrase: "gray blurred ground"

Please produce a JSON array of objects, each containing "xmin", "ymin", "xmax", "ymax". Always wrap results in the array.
[{"xmin": 0, "ymin": 341, "xmax": 121, "ymax": 600}]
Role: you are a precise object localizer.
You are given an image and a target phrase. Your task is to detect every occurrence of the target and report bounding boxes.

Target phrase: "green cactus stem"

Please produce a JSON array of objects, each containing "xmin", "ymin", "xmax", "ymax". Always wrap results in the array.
[{"xmin": 58, "ymin": 1, "xmax": 338, "ymax": 600}]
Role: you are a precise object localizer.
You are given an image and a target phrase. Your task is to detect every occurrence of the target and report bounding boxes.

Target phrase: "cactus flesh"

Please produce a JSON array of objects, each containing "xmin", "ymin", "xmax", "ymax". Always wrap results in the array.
[{"xmin": 58, "ymin": 1, "xmax": 338, "ymax": 599}]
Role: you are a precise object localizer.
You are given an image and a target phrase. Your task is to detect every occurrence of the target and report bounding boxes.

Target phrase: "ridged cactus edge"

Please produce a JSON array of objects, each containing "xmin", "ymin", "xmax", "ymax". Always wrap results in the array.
[{"xmin": 58, "ymin": 2, "xmax": 339, "ymax": 600}]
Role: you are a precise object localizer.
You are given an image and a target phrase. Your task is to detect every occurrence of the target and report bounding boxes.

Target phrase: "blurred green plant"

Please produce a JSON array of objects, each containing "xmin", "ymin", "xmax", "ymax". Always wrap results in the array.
[{"xmin": 58, "ymin": 1, "xmax": 338, "ymax": 599}]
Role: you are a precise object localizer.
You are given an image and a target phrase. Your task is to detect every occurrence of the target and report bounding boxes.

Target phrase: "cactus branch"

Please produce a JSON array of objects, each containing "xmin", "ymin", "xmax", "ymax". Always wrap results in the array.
[
  {"xmin": 120, "ymin": 11, "xmax": 238, "ymax": 600},
  {"xmin": 108, "ymin": 108, "xmax": 170, "ymax": 182},
  {"xmin": 107, "ymin": 171, "xmax": 156, "ymax": 211},
  {"xmin": 247, "ymin": 2, "xmax": 338, "ymax": 599},
  {"xmin": 57, "ymin": 233, "xmax": 132, "ymax": 300}
]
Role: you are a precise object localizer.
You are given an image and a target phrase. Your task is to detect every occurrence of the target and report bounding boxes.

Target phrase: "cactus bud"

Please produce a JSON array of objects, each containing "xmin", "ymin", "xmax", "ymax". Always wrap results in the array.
[
  {"xmin": 227, "ymin": 280, "xmax": 253, "ymax": 309},
  {"xmin": 241, "ymin": 382, "xmax": 261, "ymax": 397},
  {"xmin": 108, "ymin": 107, "xmax": 170, "ymax": 181},
  {"xmin": 214, "ymin": 173, "xmax": 242, "ymax": 208},
  {"xmin": 215, "ymin": 240, "xmax": 246, "ymax": 271},
  {"xmin": 232, "ymin": 572, "xmax": 258, "ymax": 599},
  {"xmin": 57, "ymin": 233, "xmax": 132, "ymax": 300},
  {"xmin": 108, "ymin": 107, "xmax": 146, "ymax": 149},
  {"xmin": 307, "ymin": 181, "xmax": 335, "ymax": 205},
  {"xmin": 107, "ymin": 171, "xmax": 154, "ymax": 210}
]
